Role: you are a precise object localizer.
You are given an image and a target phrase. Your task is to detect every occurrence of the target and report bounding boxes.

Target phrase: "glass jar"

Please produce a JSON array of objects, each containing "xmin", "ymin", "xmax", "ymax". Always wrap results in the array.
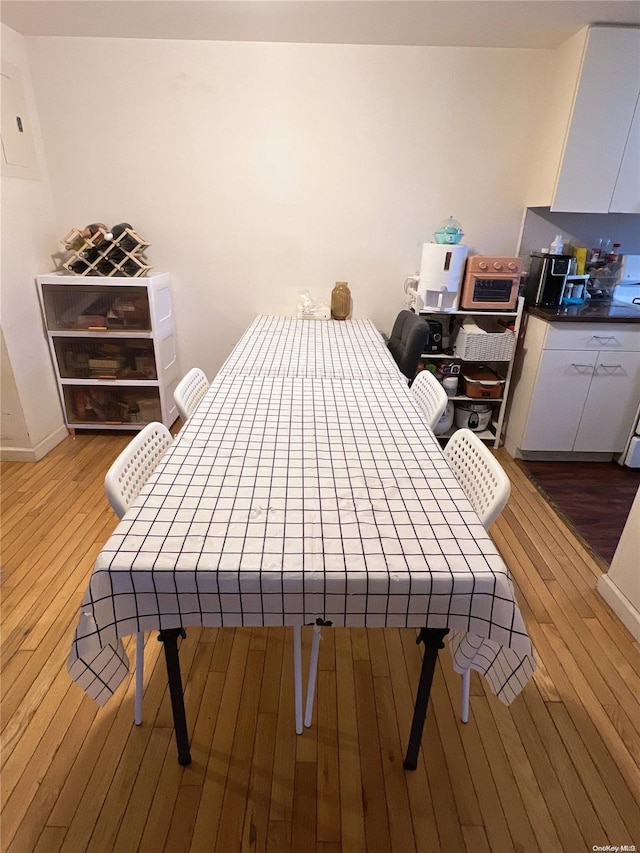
[{"xmin": 331, "ymin": 281, "xmax": 351, "ymax": 320}]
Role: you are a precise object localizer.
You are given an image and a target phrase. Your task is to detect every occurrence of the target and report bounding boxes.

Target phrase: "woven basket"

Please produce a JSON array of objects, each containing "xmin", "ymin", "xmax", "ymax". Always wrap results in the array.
[{"xmin": 453, "ymin": 325, "xmax": 516, "ymax": 361}]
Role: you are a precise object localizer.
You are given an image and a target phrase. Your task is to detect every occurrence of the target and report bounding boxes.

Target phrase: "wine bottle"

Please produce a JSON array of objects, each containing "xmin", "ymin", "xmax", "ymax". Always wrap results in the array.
[
  {"xmin": 106, "ymin": 246, "xmax": 126, "ymax": 265},
  {"xmin": 96, "ymin": 258, "xmax": 116, "ymax": 276},
  {"xmin": 69, "ymin": 259, "xmax": 89, "ymax": 274},
  {"xmin": 78, "ymin": 246, "xmax": 100, "ymax": 264},
  {"xmin": 79, "ymin": 222, "xmax": 108, "ymax": 243},
  {"xmin": 105, "ymin": 223, "xmax": 136, "ymax": 252},
  {"xmin": 122, "ymin": 258, "xmax": 143, "ymax": 277}
]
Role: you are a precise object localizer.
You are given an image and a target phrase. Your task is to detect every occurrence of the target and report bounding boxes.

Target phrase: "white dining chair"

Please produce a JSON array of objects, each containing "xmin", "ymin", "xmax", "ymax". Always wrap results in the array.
[
  {"xmin": 443, "ymin": 427, "xmax": 511, "ymax": 722},
  {"xmin": 411, "ymin": 369, "xmax": 449, "ymax": 428},
  {"xmin": 174, "ymin": 367, "xmax": 209, "ymax": 422},
  {"xmin": 104, "ymin": 421, "xmax": 173, "ymax": 725}
]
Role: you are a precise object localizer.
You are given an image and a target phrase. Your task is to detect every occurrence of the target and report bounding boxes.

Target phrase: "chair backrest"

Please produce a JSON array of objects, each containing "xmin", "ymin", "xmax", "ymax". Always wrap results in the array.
[
  {"xmin": 387, "ymin": 311, "xmax": 430, "ymax": 381},
  {"xmin": 443, "ymin": 428, "xmax": 511, "ymax": 530},
  {"xmin": 174, "ymin": 367, "xmax": 209, "ymax": 421},
  {"xmin": 411, "ymin": 370, "xmax": 449, "ymax": 429},
  {"xmin": 105, "ymin": 422, "xmax": 173, "ymax": 518}
]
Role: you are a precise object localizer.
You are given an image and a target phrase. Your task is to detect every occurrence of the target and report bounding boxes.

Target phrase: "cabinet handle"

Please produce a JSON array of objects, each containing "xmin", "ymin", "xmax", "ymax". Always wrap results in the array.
[
  {"xmin": 597, "ymin": 364, "xmax": 623, "ymax": 373},
  {"xmin": 591, "ymin": 335, "xmax": 619, "ymax": 345},
  {"xmin": 571, "ymin": 363, "xmax": 595, "ymax": 373}
]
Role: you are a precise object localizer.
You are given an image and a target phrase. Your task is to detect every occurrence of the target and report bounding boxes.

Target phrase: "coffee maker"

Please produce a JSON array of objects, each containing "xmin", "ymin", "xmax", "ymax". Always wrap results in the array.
[{"xmin": 524, "ymin": 252, "xmax": 573, "ymax": 307}]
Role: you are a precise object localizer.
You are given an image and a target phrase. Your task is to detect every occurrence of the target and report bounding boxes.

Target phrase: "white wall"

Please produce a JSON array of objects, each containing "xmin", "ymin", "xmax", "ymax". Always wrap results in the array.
[
  {"xmin": 0, "ymin": 327, "xmax": 30, "ymax": 452},
  {"xmin": 598, "ymin": 485, "xmax": 640, "ymax": 642},
  {"xmin": 1, "ymin": 24, "xmax": 67, "ymax": 461},
  {"xmin": 25, "ymin": 37, "xmax": 550, "ymax": 379}
]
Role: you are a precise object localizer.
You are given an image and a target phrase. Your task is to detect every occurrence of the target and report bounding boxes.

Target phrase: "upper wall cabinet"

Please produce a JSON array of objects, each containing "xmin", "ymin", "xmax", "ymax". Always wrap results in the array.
[
  {"xmin": 609, "ymin": 94, "xmax": 640, "ymax": 213},
  {"xmin": 527, "ymin": 26, "xmax": 640, "ymax": 214}
]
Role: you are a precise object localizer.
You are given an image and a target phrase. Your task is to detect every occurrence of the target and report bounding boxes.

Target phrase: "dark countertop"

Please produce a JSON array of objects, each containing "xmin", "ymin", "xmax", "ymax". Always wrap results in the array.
[{"xmin": 528, "ymin": 300, "xmax": 640, "ymax": 323}]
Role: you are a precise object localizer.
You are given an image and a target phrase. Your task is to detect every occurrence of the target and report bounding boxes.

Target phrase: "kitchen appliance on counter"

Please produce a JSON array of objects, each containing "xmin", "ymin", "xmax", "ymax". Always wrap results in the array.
[
  {"xmin": 459, "ymin": 256, "xmax": 522, "ymax": 311},
  {"xmin": 524, "ymin": 252, "xmax": 573, "ymax": 307},
  {"xmin": 422, "ymin": 319, "xmax": 443, "ymax": 352},
  {"xmin": 417, "ymin": 242, "xmax": 468, "ymax": 310}
]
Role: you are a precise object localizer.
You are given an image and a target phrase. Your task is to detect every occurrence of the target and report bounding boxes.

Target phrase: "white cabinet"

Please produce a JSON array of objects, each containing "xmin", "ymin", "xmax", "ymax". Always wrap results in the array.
[
  {"xmin": 37, "ymin": 272, "xmax": 179, "ymax": 434},
  {"xmin": 575, "ymin": 351, "xmax": 640, "ymax": 450},
  {"xmin": 505, "ymin": 316, "xmax": 640, "ymax": 457},
  {"xmin": 417, "ymin": 298, "xmax": 524, "ymax": 448},
  {"xmin": 610, "ymin": 92, "xmax": 640, "ymax": 214},
  {"xmin": 527, "ymin": 26, "xmax": 640, "ymax": 213},
  {"xmin": 520, "ymin": 349, "xmax": 596, "ymax": 451}
]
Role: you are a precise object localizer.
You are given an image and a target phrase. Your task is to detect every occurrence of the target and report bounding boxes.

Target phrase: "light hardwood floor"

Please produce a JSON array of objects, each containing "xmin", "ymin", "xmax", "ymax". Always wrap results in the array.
[{"xmin": 1, "ymin": 432, "xmax": 639, "ymax": 852}]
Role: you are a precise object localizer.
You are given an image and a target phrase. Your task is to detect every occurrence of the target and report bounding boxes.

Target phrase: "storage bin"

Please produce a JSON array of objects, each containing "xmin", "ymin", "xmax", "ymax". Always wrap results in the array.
[
  {"xmin": 63, "ymin": 385, "xmax": 161, "ymax": 424},
  {"xmin": 454, "ymin": 320, "xmax": 516, "ymax": 361},
  {"xmin": 461, "ymin": 365, "xmax": 505, "ymax": 399}
]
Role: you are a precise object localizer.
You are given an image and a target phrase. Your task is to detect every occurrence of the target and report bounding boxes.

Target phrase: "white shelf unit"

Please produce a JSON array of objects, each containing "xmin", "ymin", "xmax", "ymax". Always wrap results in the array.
[
  {"xmin": 37, "ymin": 272, "xmax": 180, "ymax": 434},
  {"xmin": 417, "ymin": 298, "xmax": 525, "ymax": 448}
]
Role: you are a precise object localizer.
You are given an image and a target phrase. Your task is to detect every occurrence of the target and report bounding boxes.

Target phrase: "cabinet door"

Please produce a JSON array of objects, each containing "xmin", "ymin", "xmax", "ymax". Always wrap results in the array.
[
  {"xmin": 610, "ymin": 92, "xmax": 640, "ymax": 213},
  {"xmin": 521, "ymin": 350, "xmax": 596, "ymax": 451},
  {"xmin": 552, "ymin": 27, "xmax": 640, "ymax": 213},
  {"xmin": 574, "ymin": 351, "xmax": 640, "ymax": 452}
]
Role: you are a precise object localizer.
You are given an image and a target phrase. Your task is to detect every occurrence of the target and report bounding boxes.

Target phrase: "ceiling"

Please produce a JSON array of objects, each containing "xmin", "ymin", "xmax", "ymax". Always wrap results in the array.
[{"xmin": 1, "ymin": 0, "xmax": 639, "ymax": 49}]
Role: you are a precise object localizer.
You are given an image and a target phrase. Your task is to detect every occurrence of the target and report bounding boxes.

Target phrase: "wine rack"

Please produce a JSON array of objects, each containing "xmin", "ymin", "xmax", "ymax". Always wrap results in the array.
[{"xmin": 61, "ymin": 226, "xmax": 152, "ymax": 277}]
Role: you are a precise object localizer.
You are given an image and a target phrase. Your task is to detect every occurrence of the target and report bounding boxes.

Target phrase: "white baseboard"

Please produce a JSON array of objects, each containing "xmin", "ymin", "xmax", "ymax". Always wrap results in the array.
[
  {"xmin": 597, "ymin": 574, "xmax": 640, "ymax": 643},
  {"xmin": 0, "ymin": 424, "xmax": 68, "ymax": 462},
  {"xmin": 502, "ymin": 442, "xmax": 614, "ymax": 462}
]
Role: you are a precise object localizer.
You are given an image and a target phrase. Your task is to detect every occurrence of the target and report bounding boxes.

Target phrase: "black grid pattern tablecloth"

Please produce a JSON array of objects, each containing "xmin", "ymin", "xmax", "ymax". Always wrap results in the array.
[
  {"xmin": 69, "ymin": 375, "xmax": 534, "ymax": 707},
  {"xmin": 217, "ymin": 315, "xmax": 403, "ymax": 379}
]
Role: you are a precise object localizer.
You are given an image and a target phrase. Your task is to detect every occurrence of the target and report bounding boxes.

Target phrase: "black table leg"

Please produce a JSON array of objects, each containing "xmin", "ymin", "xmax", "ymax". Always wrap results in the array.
[
  {"xmin": 403, "ymin": 627, "xmax": 449, "ymax": 771},
  {"xmin": 158, "ymin": 628, "xmax": 191, "ymax": 766}
]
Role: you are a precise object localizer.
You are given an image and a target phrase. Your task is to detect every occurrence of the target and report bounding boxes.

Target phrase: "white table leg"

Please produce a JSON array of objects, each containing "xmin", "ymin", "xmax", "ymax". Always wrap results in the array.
[{"xmin": 304, "ymin": 625, "xmax": 322, "ymax": 728}]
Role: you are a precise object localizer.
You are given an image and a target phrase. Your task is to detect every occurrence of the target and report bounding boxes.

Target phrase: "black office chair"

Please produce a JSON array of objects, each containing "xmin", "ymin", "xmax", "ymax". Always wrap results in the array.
[{"xmin": 387, "ymin": 310, "xmax": 430, "ymax": 382}]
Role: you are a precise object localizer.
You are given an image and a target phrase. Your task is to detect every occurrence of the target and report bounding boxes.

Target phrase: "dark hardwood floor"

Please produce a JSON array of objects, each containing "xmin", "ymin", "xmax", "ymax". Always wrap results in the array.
[{"xmin": 517, "ymin": 459, "xmax": 640, "ymax": 566}]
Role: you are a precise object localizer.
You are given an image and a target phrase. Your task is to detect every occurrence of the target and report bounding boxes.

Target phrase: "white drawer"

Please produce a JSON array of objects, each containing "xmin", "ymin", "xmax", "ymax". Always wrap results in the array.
[{"xmin": 544, "ymin": 323, "xmax": 640, "ymax": 352}]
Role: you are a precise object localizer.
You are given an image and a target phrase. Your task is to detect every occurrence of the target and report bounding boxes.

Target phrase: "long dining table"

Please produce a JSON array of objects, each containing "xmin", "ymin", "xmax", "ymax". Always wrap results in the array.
[{"xmin": 68, "ymin": 315, "xmax": 535, "ymax": 768}]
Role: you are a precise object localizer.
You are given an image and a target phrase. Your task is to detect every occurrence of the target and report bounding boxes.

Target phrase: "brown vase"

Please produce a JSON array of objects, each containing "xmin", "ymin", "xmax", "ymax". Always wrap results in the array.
[{"xmin": 331, "ymin": 281, "xmax": 351, "ymax": 320}]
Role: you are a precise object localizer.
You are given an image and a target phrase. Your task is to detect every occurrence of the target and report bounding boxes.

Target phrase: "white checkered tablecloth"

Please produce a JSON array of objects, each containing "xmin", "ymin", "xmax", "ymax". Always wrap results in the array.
[
  {"xmin": 69, "ymin": 374, "xmax": 534, "ymax": 708},
  {"xmin": 217, "ymin": 315, "xmax": 404, "ymax": 379}
]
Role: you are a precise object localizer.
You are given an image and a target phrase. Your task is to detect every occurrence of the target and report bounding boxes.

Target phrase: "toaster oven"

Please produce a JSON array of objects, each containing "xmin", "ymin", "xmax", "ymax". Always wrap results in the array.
[{"xmin": 459, "ymin": 256, "xmax": 522, "ymax": 311}]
